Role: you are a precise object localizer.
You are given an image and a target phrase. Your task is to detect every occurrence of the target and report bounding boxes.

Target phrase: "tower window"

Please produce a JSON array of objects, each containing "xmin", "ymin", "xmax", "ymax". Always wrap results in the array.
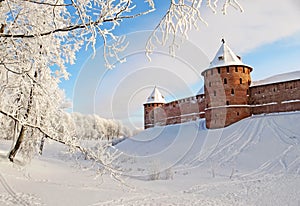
[
  {"xmin": 240, "ymin": 78, "xmax": 243, "ymax": 84},
  {"xmin": 211, "ymin": 70, "xmax": 213, "ymax": 75},
  {"xmin": 226, "ymin": 101, "xmax": 229, "ymax": 105},
  {"xmin": 235, "ymin": 67, "xmax": 238, "ymax": 72},
  {"xmin": 243, "ymin": 67, "xmax": 245, "ymax": 73},
  {"xmin": 237, "ymin": 112, "xmax": 240, "ymax": 116},
  {"xmin": 214, "ymin": 91, "xmax": 216, "ymax": 96},
  {"xmin": 224, "ymin": 78, "xmax": 227, "ymax": 84},
  {"xmin": 209, "ymin": 82, "xmax": 212, "ymax": 87},
  {"xmin": 227, "ymin": 67, "xmax": 229, "ymax": 73},
  {"xmin": 218, "ymin": 68, "xmax": 221, "ymax": 74},
  {"xmin": 231, "ymin": 88, "xmax": 235, "ymax": 95},
  {"xmin": 247, "ymin": 89, "xmax": 249, "ymax": 95}
]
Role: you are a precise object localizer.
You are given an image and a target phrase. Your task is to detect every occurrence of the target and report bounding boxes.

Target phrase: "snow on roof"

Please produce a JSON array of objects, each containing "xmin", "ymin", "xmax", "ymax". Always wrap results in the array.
[
  {"xmin": 145, "ymin": 86, "xmax": 166, "ymax": 104},
  {"xmin": 202, "ymin": 39, "xmax": 252, "ymax": 74},
  {"xmin": 252, "ymin": 70, "xmax": 300, "ymax": 87}
]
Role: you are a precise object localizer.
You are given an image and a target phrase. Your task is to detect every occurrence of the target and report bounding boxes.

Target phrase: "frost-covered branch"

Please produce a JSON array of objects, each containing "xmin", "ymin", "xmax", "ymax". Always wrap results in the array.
[
  {"xmin": 0, "ymin": 0, "xmax": 155, "ymax": 69},
  {"xmin": 0, "ymin": 108, "xmax": 122, "ymax": 176},
  {"xmin": 22, "ymin": 0, "xmax": 73, "ymax": 7},
  {"xmin": 0, "ymin": 12, "xmax": 154, "ymax": 39},
  {"xmin": 146, "ymin": 0, "xmax": 243, "ymax": 59}
]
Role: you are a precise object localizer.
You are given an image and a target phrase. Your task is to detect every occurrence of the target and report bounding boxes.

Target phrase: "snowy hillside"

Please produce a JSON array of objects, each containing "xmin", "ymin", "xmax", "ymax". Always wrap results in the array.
[
  {"xmin": 117, "ymin": 112, "xmax": 300, "ymax": 178},
  {"xmin": 252, "ymin": 70, "xmax": 300, "ymax": 86},
  {"xmin": 1, "ymin": 112, "xmax": 300, "ymax": 205}
]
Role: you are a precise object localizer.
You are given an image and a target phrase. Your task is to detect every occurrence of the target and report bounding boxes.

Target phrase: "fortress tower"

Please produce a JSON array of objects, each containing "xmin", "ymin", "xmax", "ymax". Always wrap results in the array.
[
  {"xmin": 144, "ymin": 86, "xmax": 166, "ymax": 129},
  {"xmin": 143, "ymin": 39, "xmax": 300, "ymax": 130},
  {"xmin": 201, "ymin": 39, "xmax": 253, "ymax": 129}
]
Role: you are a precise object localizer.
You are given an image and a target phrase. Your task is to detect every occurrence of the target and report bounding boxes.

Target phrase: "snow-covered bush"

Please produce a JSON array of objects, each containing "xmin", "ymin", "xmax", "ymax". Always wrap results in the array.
[
  {"xmin": 148, "ymin": 164, "xmax": 174, "ymax": 181},
  {"xmin": 70, "ymin": 113, "xmax": 131, "ymax": 141}
]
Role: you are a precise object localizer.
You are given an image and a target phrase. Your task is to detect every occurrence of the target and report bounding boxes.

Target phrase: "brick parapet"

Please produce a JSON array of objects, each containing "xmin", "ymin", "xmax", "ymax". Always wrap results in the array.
[{"xmin": 144, "ymin": 77, "xmax": 300, "ymax": 129}]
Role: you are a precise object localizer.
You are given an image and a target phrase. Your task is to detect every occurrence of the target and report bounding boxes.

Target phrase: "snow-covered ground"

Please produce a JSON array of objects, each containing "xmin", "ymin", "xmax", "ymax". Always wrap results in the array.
[{"xmin": 1, "ymin": 112, "xmax": 300, "ymax": 205}]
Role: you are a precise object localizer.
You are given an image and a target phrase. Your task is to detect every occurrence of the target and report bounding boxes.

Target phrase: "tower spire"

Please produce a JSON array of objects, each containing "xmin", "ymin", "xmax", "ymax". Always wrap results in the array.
[{"xmin": 145, "ymin": 86, "xmax": 166, "ymax": 104}]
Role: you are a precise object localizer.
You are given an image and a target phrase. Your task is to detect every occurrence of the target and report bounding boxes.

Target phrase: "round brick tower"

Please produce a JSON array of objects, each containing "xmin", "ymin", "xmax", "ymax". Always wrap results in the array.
[
  {"xmin": 144, "ymin": 86, "xmax": 166, "ymax": 129},
  {"xmin": 201, "ymin": 39, "xmax": 253, "ymax": 129}
]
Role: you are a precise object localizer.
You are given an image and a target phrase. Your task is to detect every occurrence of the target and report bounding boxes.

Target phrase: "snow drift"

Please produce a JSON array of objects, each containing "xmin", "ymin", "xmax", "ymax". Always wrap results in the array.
[
  {"xmin": 117, "ymin": 112, "xmax": 300, "ymax": 178},
  {"xmin": 1, "ymin": 112, "xmax": 300, "ymax": 206}
]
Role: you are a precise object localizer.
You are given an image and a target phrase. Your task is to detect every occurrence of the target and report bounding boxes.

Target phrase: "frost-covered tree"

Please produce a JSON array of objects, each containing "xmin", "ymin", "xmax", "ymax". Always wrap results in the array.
[
  {"xmin": 70, "ymin": 113, "xmax": 130, "ymax": 140},
  {"xmin": 0, "ymin": 0, "xmax": 243, "ymax": 172},
  {"xmin": 0, "ymin": 0, "xmax": 154, "ymax": 162}
]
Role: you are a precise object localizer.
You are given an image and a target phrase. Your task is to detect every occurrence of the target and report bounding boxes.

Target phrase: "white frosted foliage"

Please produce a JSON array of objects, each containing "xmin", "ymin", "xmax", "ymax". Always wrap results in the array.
[
  {"xmin": 146, "ymin": 0, "xmax": 243, "ymax": 59},
  {"xmin": 0, "ymin": 0, "xmax": 243, "ymax": 176}
]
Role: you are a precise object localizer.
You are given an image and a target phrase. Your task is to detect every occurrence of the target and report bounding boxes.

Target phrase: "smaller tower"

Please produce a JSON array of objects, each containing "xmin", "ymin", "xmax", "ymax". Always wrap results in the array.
[
  {"xmin": 144, "ymin": 86, "xmax": 167, "ymax": 129},
  {"xmin": 201, "ymin": 39, "xmax": 253, "ymax": 129}
]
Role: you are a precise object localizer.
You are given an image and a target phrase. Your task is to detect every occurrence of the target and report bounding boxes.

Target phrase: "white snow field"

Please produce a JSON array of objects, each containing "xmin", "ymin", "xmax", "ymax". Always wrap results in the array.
[{"xmin": 1, "ymin": 112, "xmax": 300, "ymax": 205}]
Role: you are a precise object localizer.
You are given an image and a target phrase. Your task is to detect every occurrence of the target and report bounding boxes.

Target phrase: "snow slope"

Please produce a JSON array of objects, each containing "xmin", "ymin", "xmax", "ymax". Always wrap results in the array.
[
  {"xmin": 1, "ymin": 112, "xmax": 300, "ymax": 205},
  {"xmin": 116, "ymin": 112, "xmax": 300, "ymax": 178}
]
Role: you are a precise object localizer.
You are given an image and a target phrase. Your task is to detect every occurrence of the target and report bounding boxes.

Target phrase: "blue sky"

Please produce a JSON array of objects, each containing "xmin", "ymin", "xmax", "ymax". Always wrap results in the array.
[{"xmin": 59, "ymin": 0, "xmax": 300, "ymax": 130}]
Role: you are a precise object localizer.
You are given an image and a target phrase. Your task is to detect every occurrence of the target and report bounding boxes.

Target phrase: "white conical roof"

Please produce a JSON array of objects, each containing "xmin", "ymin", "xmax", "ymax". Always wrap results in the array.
[
  {"xmin": 202, "ymin": 39, "xmax": 251, "ymax": 73},
  {"xmin": 145, "ymin": 86, "xmax": 166, "ymax": 104}
]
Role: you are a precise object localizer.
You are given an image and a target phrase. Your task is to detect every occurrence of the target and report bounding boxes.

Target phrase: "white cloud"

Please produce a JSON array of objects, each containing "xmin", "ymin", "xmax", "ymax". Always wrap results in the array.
[{"xmin": 189, "ymin": 0, "xmax": 300, "ymax": 57}]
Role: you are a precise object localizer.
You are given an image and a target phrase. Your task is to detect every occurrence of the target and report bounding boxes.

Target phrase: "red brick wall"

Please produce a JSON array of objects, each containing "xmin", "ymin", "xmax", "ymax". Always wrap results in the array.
[
  {"xmin": 250, "ymin": 79, "xmax": 300, "ymax": 115},
  {"xmin": 252, "ymin": 102, "xmax": 300, "ymax": 115},
  {"xmin": 144, "ymin": 94, "xmax": 206, "ymax": 129},
  {"xmin": 144, "ymin": 103, "xmax": 166, "ymax": 129},
  {"xmin": 144, "ymin": 78, "xmax": 300, "ymax": 129},
  {"xmin": 250, "ymin": 79, "xmax": 300, "ymax": 105},
  {"xmin": 203, "ymin": 66, "xmax": 252, "ymax": 108},
  {"xmin": 205, "ymin": 106, "xmax": 251, "ymax": 129}
]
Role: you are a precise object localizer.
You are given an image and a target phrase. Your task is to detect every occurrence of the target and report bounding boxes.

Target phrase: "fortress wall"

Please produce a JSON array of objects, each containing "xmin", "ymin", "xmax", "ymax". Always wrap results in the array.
[
  {"xmin": 251, "ymin": 101, "xmax": 300, "ymax": 115},
  {"xmin": 250, "ymin": 79, "xmax": 300, "ymax": 115},
  {"xmin": 250, "ymin": 79, "xmax": 300, "ymax": 104},
  {"xmin": 144, "ymin": 79, "xmax": 300, "ymax": 129},
  {"xmin": 144, "ymin": 39, "xmax": 300, "ymax": 129},
  {"xmin": 146, "ymin": 95, "xmax": 206, "ymax": 127}
]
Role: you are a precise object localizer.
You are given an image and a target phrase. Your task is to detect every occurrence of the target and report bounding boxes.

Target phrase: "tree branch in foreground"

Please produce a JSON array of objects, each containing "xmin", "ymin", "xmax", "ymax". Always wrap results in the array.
[{"xmin": 0, "ymin": 110, "xmax": 120, "ymax": 176}]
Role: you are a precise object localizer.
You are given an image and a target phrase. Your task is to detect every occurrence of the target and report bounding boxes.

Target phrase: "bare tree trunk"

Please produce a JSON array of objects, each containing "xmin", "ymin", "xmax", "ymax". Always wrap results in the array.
[
  {"xmin": 8, "ymin": 84, "xmax": 34, "ymax": 162},
  {"xmin": 8, "ymin": 125, "xmax": 26, "ymax": 162},
  {"xmin": 229, "ymin": 168, "xmax": 234, "ymax": 179},
  {"xmin": 39, "ymin": 136, "xmax": 45, "ymax": 155}
]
